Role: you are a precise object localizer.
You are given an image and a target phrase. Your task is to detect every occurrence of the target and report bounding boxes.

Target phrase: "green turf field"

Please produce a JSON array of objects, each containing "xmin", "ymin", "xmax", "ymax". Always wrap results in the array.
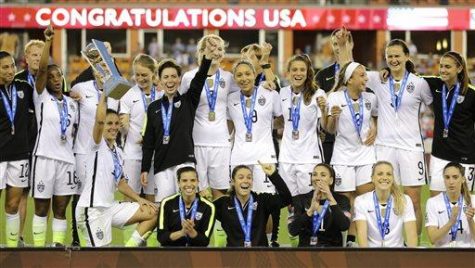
[{"xmin": 0, "ymin": 187, "xmax": 432, "ymax": 247}]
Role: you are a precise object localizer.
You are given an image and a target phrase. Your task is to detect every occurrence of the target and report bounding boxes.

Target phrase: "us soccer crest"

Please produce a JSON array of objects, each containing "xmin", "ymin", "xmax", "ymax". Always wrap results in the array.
[
  {"xmin": 335, "ymin": 176, "xmax": 342, "ymax": 186},
  {"xmin": 219, "ymin": 78, "xmax": 226, "ymax": 88},
  {"xmin": 195, "ymin": 212, "xmax": 203, "ymax": 221},
  {"xmin": 96, "ymin": 228, "xmax": 104, "ymax": 240},
  {"xmin": 258, "ymin": 96, "xmax": 266, "ymax": 106},
  {"xmin": 174, "ymin": 101, "xmax": 181, "ymax": 108},
  {"xmin": 457, "ymin": 95, "xmax": 465, "ymax": 104},
  {"xmin": 69, "ymin": 102, "xmax": 76, "ymax": 112},
  {"xmin": 365, "ymin": 101, "xmax": 371, "ymax": 111},
  {"xmin": 252, "ymin": 201, "xmax": 258, "ymax": 210},
  {"xmin": 37, "ymin": 181, "xmax": 45, "ymax": 193},
  {"xmin": 406, "ymin": 82, "xmax": 415, "ymax": 94},
  {"xmin": 18, "ymin": 91, "xmax": 24, "ymax": 99}
]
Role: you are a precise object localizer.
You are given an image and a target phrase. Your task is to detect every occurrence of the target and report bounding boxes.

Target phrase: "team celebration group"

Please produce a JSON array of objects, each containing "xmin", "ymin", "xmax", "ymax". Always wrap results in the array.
[{"xmin": 0, "ymin": 25, "xmax": 474, "ymax": 249}]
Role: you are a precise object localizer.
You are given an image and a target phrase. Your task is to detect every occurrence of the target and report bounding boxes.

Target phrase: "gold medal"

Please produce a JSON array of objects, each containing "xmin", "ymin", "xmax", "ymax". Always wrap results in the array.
[
  {"xmin": 206, "ymin": 78, "xmax": 214, "ymax": 89},
  {"xmin": 245, "ymin": 133, "xmax": 252, "ymax": 142},
  {"xmin": 208, "ymin": 111, "xmax": 215, "ymax": 121},
  {"xmin": 163, "ymin": 135, "xmax": 170, "ymax": 144},
  {"xmin": 292, "ymin": 130, "xmax": 299, "ymax": 140}
]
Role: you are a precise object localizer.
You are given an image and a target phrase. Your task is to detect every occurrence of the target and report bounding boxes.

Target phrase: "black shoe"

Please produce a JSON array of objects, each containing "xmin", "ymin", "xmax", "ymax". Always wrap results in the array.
[
  {"xmin": 71, "ymin": 240, "xmax": 81, "ymax": 249},
  {"xmin": 52, "ymin": 242, "xmax": 66, "ymax": 248},
  {"xmin": 17, "ymin": 237, "xmax": 25, "ymax": 248},
  {"xmin": 270, "ymin": 241, "xmax": 280, "ymax": 248}
]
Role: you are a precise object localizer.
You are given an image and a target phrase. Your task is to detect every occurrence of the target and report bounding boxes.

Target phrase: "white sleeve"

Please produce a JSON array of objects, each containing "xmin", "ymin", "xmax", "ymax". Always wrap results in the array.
[
  {"xmin": 119, "ymin": 93, "xmax": 131, "ymax": 114},
  {"xmin": 419, "ymin": 78, "xmax": 433, "ymax": 106},
  {"xmin": 424, "ymin": 197, "xmax": 439, "ymax": 227},
  {"xmin": 353, "ymin": 196, "xmax": 368, "ymax": 222},
  {"xmin": 366, "ymin": 71, "xmax": 380, "ymax": 91},
  {"xmin": 327, "ymin": 92, "xmax": 337, "ymax": 116},
  {"xmin": 33, "ymin": 88, "xmax": 47, "ymax": 105},
  {"xmin": 371, "ymin": 93, "xmax": 378, "ymax": 117},
  {"xmin": 403, "ymin": 195, "xmax": 417, "ymax": 222},
  {"xmin": 179, "ymin": 72, "xmax": 192, "ymax": 95},
  {"xmin": 272, "ymin": 91, "xmax": 283, "ymax": 117}
]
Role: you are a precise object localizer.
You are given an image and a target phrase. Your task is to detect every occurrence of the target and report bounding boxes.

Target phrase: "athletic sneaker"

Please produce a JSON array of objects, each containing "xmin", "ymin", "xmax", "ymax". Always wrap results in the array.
[
  {"xmin": 17, "ymin": 237, "xmax": 25, "ymax": 248},
  {"xmin": 346, "ymin": 241, "xmax": 359, "ymax": 248},
  {"xmin": 270, "ymin": 241, "xmax": 280, "ymax": 248}
]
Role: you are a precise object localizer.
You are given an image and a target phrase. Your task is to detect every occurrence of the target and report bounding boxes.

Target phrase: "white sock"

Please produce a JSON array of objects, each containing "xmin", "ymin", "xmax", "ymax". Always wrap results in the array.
[
  {"xmin": 6, "ymin": 212, "xmax": 20, "ymax": 247},
  {"xmin": 32, "ymin": 215, "xmax": 48, "ymax": 247},
  {"xmin": 267, "ymin": 233, "xmax": 272, "ymax": 242},
  {"xmin": 126, "ymin": 230, "xmax": 145, "ymax": 247}
]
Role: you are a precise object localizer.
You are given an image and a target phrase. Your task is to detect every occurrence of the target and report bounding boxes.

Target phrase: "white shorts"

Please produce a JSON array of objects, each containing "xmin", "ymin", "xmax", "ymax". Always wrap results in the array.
[
  {"xmin": 195, "ymin": 146, "xmax": 231, "ymax": 191},
  {"xmin": 231, "ymin": 164, "xmax": 276, "ymax": 194},
  {"xmin": 278, "ymin": 163, "xmax": 314, "ymax": 196},
  {"xmin": 0, "ymin": 159, "xmax": 29, "ymax": 189},
  {"xmin": 76, "ymin": 202, "xmax": 139, "ymax": 247},
  {"xmin": 333, "ymin": 164, "xmax": 373, "ymax": 192},
  {"xmin": 31, "ymin": 156, "xmax": 76, "ymax": 199},
  {"xmin": 376, "ymin": 145, "xmax": 426, "ymax": 186},
  {"xmin": 429, "ymin": 155, "xmax": 475, "ymax": 192},
  {"xmin": 123, "ymin": 159, "xmax": 156, "ymax": 195},
  {"xmin": 154, "ymin": 162, "xmax": 195, "ymax": 202}
]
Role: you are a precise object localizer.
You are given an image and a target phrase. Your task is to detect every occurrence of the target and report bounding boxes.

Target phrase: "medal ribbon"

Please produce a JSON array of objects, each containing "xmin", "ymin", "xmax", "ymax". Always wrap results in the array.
[
  {"xmin": 53, "ymin": 95, "xmax": 68, "ymax": 139},
  {"xmin": 443, "ymin": 193, "xmax": 463, "ymax": 242},
  {"xmin": 344, "ymin": 90, "xmax": 364, "ymax": 140},
  {"xmin": 161, "ymin": 101, "xmax": 173, "ymax": 139},
  {"xmin": 110, "ymin": 147, "xmax": 123, "ymax": 182},
  {"xmin": 205, "ymin": 70, "xmax": 220, "ymax": 114},
  {"xmin": 441, "ymin": 83, "xmax": 460, "ymax": 133},
  {"xmin": 388, "ymin": 71, "xmax": 409, "ymax": 113},
  {"xmin": 234, "ymin": 195, "xmax": 254, "ymax": 245},
  {"xmin": 373, "ymin": 191, "xmax": 392, "ymax": 242},
  {"xmin": 290, "ymin": 91, "xmax": 302, "ymax": 133},
  {"xmin": 0, "ymin": 84, "xmax": 17, "ymax": 133},
  {"xmin": 141, "ymin": 86, "xmax": 156, "ymax": 112},
  {"xmin": 312, "ymin": 200, "xmax": 330, "ymax": 236},
  {"xmin": 240, "ymin": 88, "xmax": 257, "ymax": 137}
]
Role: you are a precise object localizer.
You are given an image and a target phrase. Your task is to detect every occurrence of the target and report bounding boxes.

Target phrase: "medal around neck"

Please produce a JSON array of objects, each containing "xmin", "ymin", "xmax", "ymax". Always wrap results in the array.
[{"xmin": 82, "ymin": 40, "xmax": 132, "ymax": 100}]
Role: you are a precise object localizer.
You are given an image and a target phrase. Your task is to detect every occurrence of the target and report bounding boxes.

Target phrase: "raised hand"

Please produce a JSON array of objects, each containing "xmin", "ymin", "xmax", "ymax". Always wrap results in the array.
[
  {"xmin": 44, "ymin": 25, "xmax": 54, "ymax": 41},
  {"xmin": 330, "ymin": 106, "xmax": 342, "ymax": 118},
  {"xmin": 258, "ymin": 161, "xmax": 276, "ymax": 176}
]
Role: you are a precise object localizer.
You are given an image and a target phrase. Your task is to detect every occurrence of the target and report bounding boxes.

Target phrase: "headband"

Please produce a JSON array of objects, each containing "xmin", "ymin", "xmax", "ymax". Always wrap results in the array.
[{"xmin": 344, "ymin": 62, "xmax": 362, "ymax": 84}]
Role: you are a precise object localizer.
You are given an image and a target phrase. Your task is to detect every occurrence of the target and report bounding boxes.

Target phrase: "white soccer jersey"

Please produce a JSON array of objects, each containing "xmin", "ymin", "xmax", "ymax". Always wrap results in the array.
[
  {"xmin": 327, "ymin": 90, "xmax": 378, "ymax": 165},
  {"xmin": 227, "ymin": 86, "xmax": 282, "ymax": 165},
  {"xmin": 179, "ymin": 68, "xmax": 239, "ymax": 147},
  {"xmin": 367, "ymin": 71, "xmax": 433, "ymax": 152},
  {"xmin": 78, "ymin": 139, "xmax": 124, "ymax": 208},
  {"xmin": 119, "ymin": 85, "xmax": 161, "ymax": 160},
  {"xmin": 33, "ymin": 90, "xmax": 78, "ymax": 164},
  {"xmin": 354, "ymin": 191, "xmax": 416, "ymax": 247},
  {"xmin": 279, "ymin": 86, "xmax": 325, "ymax": 164},
  {"xmin": 425, "ymin": 194, "xmax": 475, "ymax": 248},
  {"xmin": 71, "ymin": 80, "xmax": 119, "ymax": 155}
]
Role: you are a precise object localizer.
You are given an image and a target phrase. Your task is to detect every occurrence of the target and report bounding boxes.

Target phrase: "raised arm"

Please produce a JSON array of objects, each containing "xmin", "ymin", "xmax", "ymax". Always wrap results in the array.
[
  {"xmin": 259, "ymin": 161, "xmax": 292, "ymax": 207},
  {"xmin": 35, "ymin": 25, "xmax": 54, "ymax": 94},
  {"xmin": 92, "ymin": 93, "xmax": 107, "ymax": 144},
  {"xmin": 188, "ymin": 38, "xmax": 217, "ymax": 108}
]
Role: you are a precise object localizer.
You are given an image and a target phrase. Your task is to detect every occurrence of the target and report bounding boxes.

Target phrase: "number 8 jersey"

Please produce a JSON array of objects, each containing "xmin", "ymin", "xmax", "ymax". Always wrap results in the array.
[{"xmin": 227, "ymin": 86, "xmax": 282, "ymax": 165}]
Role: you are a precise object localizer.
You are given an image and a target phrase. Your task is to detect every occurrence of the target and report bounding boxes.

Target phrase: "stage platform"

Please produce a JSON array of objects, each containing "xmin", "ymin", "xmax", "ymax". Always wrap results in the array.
[{"xmin": 1, "ymin": 247, "xmax": 474, "ymax": 268}]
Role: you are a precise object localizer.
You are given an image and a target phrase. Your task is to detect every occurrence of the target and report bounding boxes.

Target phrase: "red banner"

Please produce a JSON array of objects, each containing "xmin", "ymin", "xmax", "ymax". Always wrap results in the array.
[{"xmin": 0, "ymin": 6, "xmax": 471, "ymax": 30}]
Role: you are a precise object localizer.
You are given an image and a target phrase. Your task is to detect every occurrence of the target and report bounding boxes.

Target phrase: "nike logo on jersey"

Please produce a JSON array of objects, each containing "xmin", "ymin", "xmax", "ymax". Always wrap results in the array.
[
  {"xmin": 435, "ymin": 89, "xmax": 442, "ymax": 93},
  {"xmin": 417, "ymin": 177, "xmax": 424, "ymax": 181},
  {"xmin": 438, "ymin": 210, "xmax": 445, "ymax": 214},
  {"xmin": 326, "ymin": 77, "xmax": 334, "ymax": 81},
  {"xmin": 282, "ymin": 98, "xmax": 288, "ymax": 102},
  {"xmin": 21, "ymin": 179, "xmax": 27, "ymax": 183},
  {"xmin": 227, "ymin": 206, "xmax": 235, "ymax": 210},
  {"xmin": 70, "ymin": 186, "xmax": 76, "ymax": 190},
  {"xmin": 133, "ymin": 100, "xmax": 140, "ymax": 103},
  {"xmin": 172, "ymin": 209, "xmax": 179, "ymax": 213},
  {"xmin": 341, "ymin": 104, "xmax": 347, "ymax": 107},
  {"xmin": 33, "ymin": 231, "xmax": 43, "ymax": 235},
  {"xmin": 233, "ymin": 103, "xmax": 239, "ymax": 106},
  {"xmin": 367, "ymin": 210, "xmax": 374, "ymax": 213},
  {"xmin": 85, "ymin": 95, "xmax": 94, "ymax": 98}
]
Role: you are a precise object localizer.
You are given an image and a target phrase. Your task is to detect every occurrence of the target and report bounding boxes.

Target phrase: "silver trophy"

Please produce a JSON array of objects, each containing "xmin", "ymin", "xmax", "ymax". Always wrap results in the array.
[{"xmin": 81, "ymin": 39, "xmax": 131, "ymax": 100}]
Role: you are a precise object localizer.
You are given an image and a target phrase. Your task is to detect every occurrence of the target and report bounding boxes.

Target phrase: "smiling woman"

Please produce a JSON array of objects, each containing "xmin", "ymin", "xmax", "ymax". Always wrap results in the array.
[
  {"xmin": 354, "ymin": 161, "xmax": 418, "ymax": 248},
  {"xmin": 212, "ymin": 162, "xmax": 292, "ymax": 247},
  {"xmin": 157, "ymin": 166, "xmax": 216, "ymax": 247}
]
